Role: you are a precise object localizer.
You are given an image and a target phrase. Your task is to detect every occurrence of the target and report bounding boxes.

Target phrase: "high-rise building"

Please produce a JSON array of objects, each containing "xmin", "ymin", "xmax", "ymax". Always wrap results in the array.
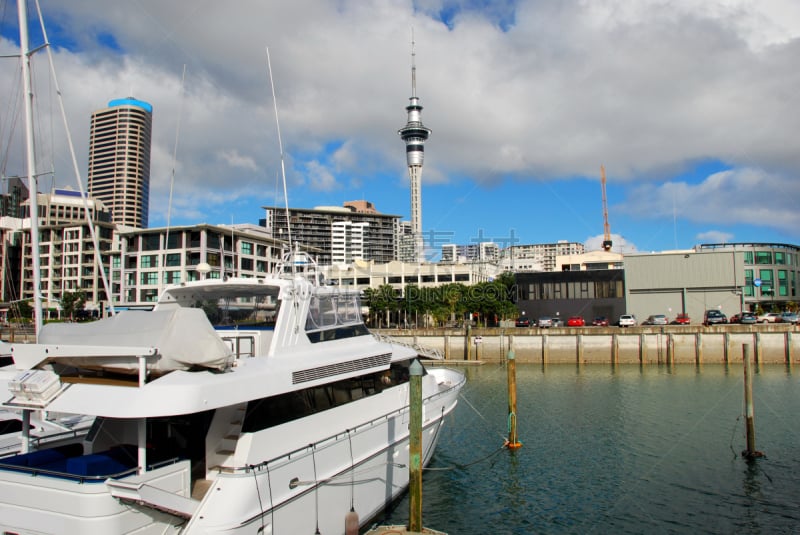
[
  {"xmin": 87, "ymin": 97, "xmax": 153, "ymax": 229},
  {"xmin": 398, "ymin": 38, "xmax": 431, "ymax": 263}
]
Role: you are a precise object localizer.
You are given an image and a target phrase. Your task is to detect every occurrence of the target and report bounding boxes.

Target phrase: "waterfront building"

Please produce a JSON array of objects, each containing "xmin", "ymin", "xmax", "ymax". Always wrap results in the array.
[
  {"xmin": 110, "ymin": 223, "xmax": 283, "ymax": 305},
  {"xmin": 398, "ymin": 39, "xmax": 431, "ymax": 264},
  {"xmin": 9, "ymin": 189, "xmax": 114, "ymax": 318},
  {"xmin": 261, "ymin": 203, "xmax": 400, "ymax": 265},
  {"xmin": 321, "ymin": 259, "xmax": 499, "ymax": 296},
  {"xmin": 625, "ymin": 243, "xmax": 799, "ymax": 321},
  {"xmin": 500, "ymin": 241, "xmax": 585, "ymax": 272},
  {"xmin": 87, "ymin": 97, "xmax": 153, "ymax": 229},
  {"xmin": 556, "ymin": 249, "xmax": 623, "ymax": 271},
  {"xmin": 441, "ymin": 242, "xmax": 500, "ymax": 264}
]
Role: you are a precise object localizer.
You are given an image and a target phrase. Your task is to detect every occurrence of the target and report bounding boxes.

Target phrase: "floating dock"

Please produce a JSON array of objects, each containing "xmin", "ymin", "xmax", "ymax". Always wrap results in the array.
[{"xmin": 365, "ymin": 526, "xmax": 447, "ymax": 535}]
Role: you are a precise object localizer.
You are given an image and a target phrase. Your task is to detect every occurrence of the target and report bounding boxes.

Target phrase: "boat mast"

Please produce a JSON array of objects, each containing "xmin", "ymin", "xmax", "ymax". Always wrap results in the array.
[{"xmin": 18, "ymin": 0, "xmax": 43, "ymax": 338}]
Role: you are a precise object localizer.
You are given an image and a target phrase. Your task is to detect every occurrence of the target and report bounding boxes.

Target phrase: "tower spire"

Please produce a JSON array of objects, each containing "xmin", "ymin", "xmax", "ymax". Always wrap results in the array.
[{"xmin": 398, "ymin": 30, "xmax": 431, "ymax": 263}]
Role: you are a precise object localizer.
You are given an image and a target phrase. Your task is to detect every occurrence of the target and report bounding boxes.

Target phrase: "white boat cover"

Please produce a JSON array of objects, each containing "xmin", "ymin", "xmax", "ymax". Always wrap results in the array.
[{"xmin": 37, "ymin": 308, "xmax": 233, "ymax": 374}]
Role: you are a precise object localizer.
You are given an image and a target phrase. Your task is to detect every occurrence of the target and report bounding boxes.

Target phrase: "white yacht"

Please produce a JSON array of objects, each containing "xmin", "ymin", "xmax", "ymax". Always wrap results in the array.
[{"xmin": 0, "ymin": 252, "xmax": 465, "ymax": 534}]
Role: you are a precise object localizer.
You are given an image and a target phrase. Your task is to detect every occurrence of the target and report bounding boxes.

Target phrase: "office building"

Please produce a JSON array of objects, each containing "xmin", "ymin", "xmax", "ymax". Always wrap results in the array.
[{"xmin": 87, "ymin": 97, "xmax": 153, "ymax": 229}]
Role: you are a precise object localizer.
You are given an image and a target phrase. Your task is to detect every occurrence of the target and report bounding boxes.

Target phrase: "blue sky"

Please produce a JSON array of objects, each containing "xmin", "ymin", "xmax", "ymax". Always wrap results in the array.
[{"xmin": 1, "ymin": 0, "xmax": 799, "ymax": 258}]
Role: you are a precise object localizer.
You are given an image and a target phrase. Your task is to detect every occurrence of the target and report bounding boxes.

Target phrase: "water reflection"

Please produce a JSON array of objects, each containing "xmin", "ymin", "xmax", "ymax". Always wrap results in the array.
[{"xmin": 379, "ymin": 364, "xmax": 800, "ymax": 534}]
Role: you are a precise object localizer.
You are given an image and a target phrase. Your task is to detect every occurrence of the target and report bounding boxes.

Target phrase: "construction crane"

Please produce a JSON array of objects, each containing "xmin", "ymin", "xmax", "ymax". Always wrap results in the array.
[{"xmin": 600, "ymin": 165, "xmax": 613, "ymax": 251}]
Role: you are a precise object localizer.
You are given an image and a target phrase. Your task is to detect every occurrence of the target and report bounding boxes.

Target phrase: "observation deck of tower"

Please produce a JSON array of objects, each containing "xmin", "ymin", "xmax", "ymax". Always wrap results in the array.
[{"xmin": 398, "ymin": 37, "xmax": 431, "ymax": 263}]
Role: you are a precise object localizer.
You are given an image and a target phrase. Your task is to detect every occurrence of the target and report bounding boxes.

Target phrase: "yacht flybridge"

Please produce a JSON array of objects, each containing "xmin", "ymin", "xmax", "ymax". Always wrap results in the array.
[{"xmin": 0, "ymin": 252, "xmax": 465, "ymax": 534}]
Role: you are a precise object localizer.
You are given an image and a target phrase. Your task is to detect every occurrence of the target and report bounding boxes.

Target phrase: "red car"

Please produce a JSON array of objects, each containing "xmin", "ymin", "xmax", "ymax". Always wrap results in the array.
[
  {"xmin": 592, "ymin": 316, "xmax": 609, "ymax": 326},
  {"xmin": 673, "ymin": 313, "xmax": 691, "ymax": 325},
  {"xmin": 567, "ymin": 316, "xmax": 585, "ymax": 327}
]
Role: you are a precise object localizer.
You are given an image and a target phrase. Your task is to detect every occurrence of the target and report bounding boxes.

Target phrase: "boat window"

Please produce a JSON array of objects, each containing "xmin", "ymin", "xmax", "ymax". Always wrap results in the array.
[
  {"xmin": 193, "ymin": 293, "xmax": 279, "ymax": 328},
  {"xmin": 305, "ymin": 291, "xmax": 364, "ymax": 332},
  {"xmin": 241, "ymin": 362, "xmax": 413, "ymax": 433}
]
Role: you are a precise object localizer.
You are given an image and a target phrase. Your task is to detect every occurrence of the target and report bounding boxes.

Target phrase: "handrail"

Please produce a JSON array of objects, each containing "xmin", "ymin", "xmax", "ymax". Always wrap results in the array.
[{"xmin": 372, "ymin": 332, "xmax": 443, "ymax": 360}]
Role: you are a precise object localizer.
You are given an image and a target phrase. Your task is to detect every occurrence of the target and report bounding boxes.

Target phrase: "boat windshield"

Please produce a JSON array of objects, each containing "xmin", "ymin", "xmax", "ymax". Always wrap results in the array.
[
  {"xmin": 192, "ymin": 293, "xmax": 279, "ymax": 328},
  {"xmin": 305, "ymin": 291, "xmax": 363, "ymax": 331}
]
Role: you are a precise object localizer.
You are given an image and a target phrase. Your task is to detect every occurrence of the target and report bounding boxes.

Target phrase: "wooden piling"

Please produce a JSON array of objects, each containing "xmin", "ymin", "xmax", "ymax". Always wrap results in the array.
[
  {"xmin": 611, "ymin": 334, "xmax": 619, "ymax": 364},
  {"xmin": 724, "ymin": 332, "xmax": 730, "ymax": 364},
  {"xmin": 464, "ymin": 325, "xmax": 471, "ymax": 361},
  {"xmin": 542, "ymin": 334, "xmax": 549, "ymax": 364},
  {"xmin": 639, "ymin": 333, "xmax": 646, "ymax": 364},
  {"xmin": 666, "ymin": 334, "xmax": 674, "ymax": 365},
  {"xmin": 444, "ymin": 335, "xmax": 450, "ymax": 360},
  {"xmin": 754, "ymin": 332, "xmax": 762, "ymax": 365},
  {"xmin": 505, "ymin": 349, "xmax": 522, "ymax": 449},
  {"xmin": 408, "ymin": 359, "xmax": 423, "ymax": 532},
  {"xmin": 741, "ymin": 344, "xmax": 763, "ymax": 459},
  {"xmin": 695, "ymin": 332, "xmax": 702, "ymax": 365},
  {"xmin": 784, "ymin": 332, "xmax": 792, "ymax": 365}
]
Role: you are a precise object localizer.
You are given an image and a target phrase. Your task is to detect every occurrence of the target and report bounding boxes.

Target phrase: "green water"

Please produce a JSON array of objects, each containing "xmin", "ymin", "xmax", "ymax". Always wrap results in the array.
[{"xmin": 379, "ymin": 363, "xmax": 800, "ymax": 534}]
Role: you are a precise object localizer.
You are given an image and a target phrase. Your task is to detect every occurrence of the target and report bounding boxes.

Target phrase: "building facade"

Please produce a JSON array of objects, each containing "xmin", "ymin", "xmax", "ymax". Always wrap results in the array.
[
  {"xmin": 14, "ymin": 190, "xmax": 115, "ymax": 317},
  {"xmin": 111, "ymin": 224, "xmax": 283, "ymax": 305},
  {"xmin": 261, "ymin": 203, "xmax": 400, "ymax": 265},
  {"xmin": 88, "ymin": 97, "xmax": 153, "ymax": 229},
  {"xmin": 500, "ymin": 241, "xmax": 585, "ymax": 272}
]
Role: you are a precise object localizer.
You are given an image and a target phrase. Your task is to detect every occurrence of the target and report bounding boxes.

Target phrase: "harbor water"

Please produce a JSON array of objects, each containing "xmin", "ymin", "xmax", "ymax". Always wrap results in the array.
[{"xmin": 376, "ymin": 363, "xmax": 800, "ymax": 534}]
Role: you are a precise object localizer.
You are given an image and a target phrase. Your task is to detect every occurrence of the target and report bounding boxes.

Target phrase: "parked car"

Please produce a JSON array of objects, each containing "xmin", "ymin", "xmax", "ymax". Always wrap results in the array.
[
  {"xmin": 515, "ymin": 316, "xmax": 532, "ymax": 327},
  {"xmin": 643, "ymin": 314, "xmax": 668, "ymax": 325},
  {"xmin": 567, "ymin": 316, "xmax": 585, "ymax": 327},
  {"xmin": 780, "ymin": 311, "xmax": 798, "ymax": 325},
  {"xmin": 758, "ymin": 312, "xmax": 782, "ymax": 324},
  {"xmin": 672, "ymin": 313, "xmax": 691, "ymax": 325},
  {"xmin": 537, "ymin": 316, "xmax": 553, "ymax": 328},
  {"xmin": 739, "ymin": 312, "xmax": 758, "ymax": 325},
  {"xmin": 618, "ymin": 314, "xmax": 636, "ymax": 327},
  {"xmin": 551, "ymin": 317, "xmax": 564, "ymax": 328},
  {"xmin": 592, "ymin": 316, "xmax": 609, "ymax": 327},
  {"xmin": 703, "ymin": 310, "xmax": 727, "ymax": 326}
]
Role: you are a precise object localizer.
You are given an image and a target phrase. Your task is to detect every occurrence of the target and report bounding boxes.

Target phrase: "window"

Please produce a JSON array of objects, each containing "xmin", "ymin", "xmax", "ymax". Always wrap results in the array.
[
  {"xmin": 778, "ymin": 270, "xmax": 787, "ymax": 296},
  {"xmin": 166, "ymin": 253, "xmax": 181, "ymax": 267},
  {"xmin": 755, "ymin": 251, "xmax": 772, "ymax": 265},
  {"xmin": 241, "ymin": 258, "xmax": 253, "ymax": 271},
  {"xmin": 744, "ymin": 269, "xmax": 754, "ymax": 297},
  {"xmin": 141, "ymin": 255, "xmax": 158, "ymax": 268},
  {"xmin": 241, "ymin": 242, "xmax": 253, "ymax": 255},
  {"xmin": 140, "ymin": 272, "xmax": 158, "ymax": 285},
  {"xmin": 164, "ymin": 271, "xmax": 181, "ymax": 285},
  {"xmin": 758, "ymin": 269, "xmax": 773, "ymax": 296},
  {"xmin": 775, "ymin": 251, "xmax": 786, "ymax": 265},
  {"xmin": 743, "ymin": 251, "xmax": 753, "ymax": 264}
]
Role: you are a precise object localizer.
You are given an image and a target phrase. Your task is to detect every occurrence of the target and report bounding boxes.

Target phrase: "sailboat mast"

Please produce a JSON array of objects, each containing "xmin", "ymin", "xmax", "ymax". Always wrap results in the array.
[{"xmin": 18, "ymin": 0, "xmax": 43, "ymax": 337}]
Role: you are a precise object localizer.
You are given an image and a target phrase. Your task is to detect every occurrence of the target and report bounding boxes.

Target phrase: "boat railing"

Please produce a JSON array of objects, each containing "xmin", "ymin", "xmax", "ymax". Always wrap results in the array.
[
  {"xmin": 371, "ymin": 332, "xmax": 443, "ymax": 360},
  {"xmin": 0, "ymin": 445, "xmax": 183, "ymax": 483},
  {"xmin": 0, "ymin": 427, "xmax": 88, "ymax": 458}
]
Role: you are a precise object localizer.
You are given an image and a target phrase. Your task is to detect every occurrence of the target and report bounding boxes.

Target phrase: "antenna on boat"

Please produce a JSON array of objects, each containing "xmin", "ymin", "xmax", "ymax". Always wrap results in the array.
[
  {"xmin": 265, "ymin": 47, "xmax": 294, "ymax": 274},
  {"xmin": 162, "ymin": 63, "xmax": 187, "ymax": 294},
  {"xmin": 34, "ymin": 0, "xmax": 116, "ymax": 318}
]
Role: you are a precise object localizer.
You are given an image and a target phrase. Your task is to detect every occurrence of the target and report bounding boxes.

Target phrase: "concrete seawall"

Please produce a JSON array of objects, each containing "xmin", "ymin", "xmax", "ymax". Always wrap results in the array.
[{"xmin": 376, "ymin": 324, "xmax": 799, "ymax": 365}]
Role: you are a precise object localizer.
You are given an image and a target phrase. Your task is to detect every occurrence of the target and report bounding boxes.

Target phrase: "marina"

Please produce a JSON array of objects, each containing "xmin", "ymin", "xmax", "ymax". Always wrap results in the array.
[{"xmin": 378, "ymin": 363, "xmax": 800, "ymax": 534}]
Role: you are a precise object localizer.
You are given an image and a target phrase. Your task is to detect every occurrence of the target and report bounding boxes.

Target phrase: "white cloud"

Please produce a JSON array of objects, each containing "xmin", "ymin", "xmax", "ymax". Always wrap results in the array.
[
  {"xmin": 2, "ymin": 1, "xmax": 797, "ymax": 237},
  {"xmin": 696, "ymin": 230, "xmax": 735, "ymax": 244},
  {"xmin": 584, "ymin": 233, "xmax": 638, "ymax": 253}
]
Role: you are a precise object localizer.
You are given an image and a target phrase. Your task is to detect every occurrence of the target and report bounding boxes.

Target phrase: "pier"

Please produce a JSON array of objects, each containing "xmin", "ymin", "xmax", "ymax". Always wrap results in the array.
[{"xmin": 377, "ymin": 324, "xmax": 798, "ymax": 365}]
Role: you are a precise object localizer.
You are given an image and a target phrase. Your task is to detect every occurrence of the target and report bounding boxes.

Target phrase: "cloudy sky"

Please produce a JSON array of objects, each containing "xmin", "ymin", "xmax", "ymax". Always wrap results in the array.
[{"xmin": 1, "ymin": 0, "xmax": 799, "ymax": 258}]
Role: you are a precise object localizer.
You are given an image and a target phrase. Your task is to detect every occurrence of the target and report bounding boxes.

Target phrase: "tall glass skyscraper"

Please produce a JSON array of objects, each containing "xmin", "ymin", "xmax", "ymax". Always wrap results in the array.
[{"xmin": 87, "ymin": 97, "xmax": 152, "ymax": 228}]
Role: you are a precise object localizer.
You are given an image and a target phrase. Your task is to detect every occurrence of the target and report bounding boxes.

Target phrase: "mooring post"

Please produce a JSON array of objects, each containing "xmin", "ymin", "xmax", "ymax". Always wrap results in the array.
[
  {"xmin": 576, "ymin": 333, "xmax": 584, "ymax": 364},
  {"xmin": 639, "ymin": 333, "xmax": 646, "ymax": 364},
  {"xmin": 444, "ymin": 334, "xmax": 450, "ymax": 360},
  {"xmin": 724, "ymin": 332, "xmax": 730, "ymax": 364},
  {"xmin": 611, "ymin": 333, "xmax": 619, "ymax": 364},
  {"xmin": 741, "ymin": 344, "xmax": 763, "ymax": 459},
  {"xmin": 408, "ymin": 359, "xmax": 423, "ymax": 532},
  {"xmin": 667, "ymin": 334, "xmax": 674, "ymax": 365},
  {"xmin": 506, "ymin": 349, "xmax": 522, "ymax": 449},
  {"xmin": 786, "ymin": 332, "xmax": 793, "ymax": 366},
  {"xmin": 695, "ymin": 332, "xmax": 702, "ymax": 365},
  {"xmin": 542, "ymin": 334, "xmax": 549, "ymax": 364},
  {"xmin": 754, "ymin": 332, "xmax": 762, "ymax": 365},
  {"xmin": 465, "ymin": 324, "xmax": 471, "ymax": 361}
]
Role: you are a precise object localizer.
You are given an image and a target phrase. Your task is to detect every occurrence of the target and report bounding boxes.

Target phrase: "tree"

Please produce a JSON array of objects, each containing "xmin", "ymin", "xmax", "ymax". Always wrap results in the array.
[{"xmin": 60, "ymin": 290, "xmax": 87, "ymax": 321}]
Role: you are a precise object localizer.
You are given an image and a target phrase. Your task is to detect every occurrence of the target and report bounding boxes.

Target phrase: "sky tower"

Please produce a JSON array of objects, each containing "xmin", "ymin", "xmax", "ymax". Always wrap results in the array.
[{"xmin": 398, "ymin": 35, "xmax": 431, "ymax": 263}]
